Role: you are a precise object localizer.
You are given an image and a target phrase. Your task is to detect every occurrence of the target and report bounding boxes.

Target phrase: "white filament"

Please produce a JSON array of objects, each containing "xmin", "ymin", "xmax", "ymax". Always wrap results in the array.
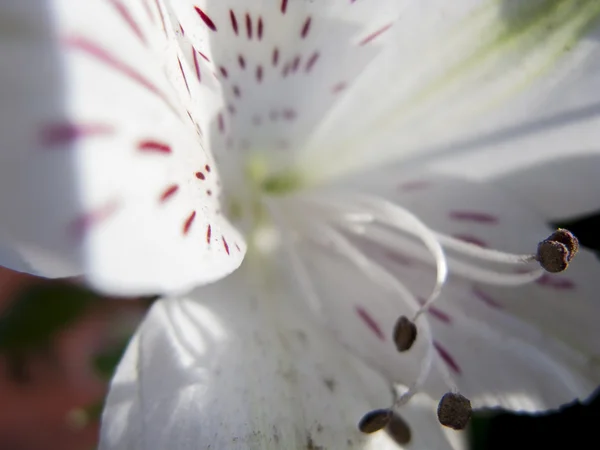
[
  {"xmin": 353, "ymin": 225, "xmax": 546, "ymax": 287},
  {"xmin": 305, "ymin": 222, "xmax": 457, "ymax": 408},
  {"xmin": 303, "ymin": 192, "xmax": 449, "ymax": 320}
]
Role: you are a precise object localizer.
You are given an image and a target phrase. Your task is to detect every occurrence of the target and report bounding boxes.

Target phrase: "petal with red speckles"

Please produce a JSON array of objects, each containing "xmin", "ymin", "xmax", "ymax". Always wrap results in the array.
[
  {"xmin": 339, "ymin": 172, "xmax": 600, "ymax": 411},
  {"xmin": 167, "ymin": 0, "xmax": 407, "ymax": 173},
  {"xmin": 0, "ymin": 1, "xmax": 245, "ymax": 294},
  {"xmin": 100, "ymin": 263, "xmax": 425, "ymax": 450}
]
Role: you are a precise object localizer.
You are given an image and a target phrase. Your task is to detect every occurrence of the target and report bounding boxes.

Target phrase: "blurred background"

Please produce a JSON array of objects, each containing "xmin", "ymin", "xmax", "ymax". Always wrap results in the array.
[{"xmin": 0, "ymin": 212, "xmax": 598, "ymax": 450}]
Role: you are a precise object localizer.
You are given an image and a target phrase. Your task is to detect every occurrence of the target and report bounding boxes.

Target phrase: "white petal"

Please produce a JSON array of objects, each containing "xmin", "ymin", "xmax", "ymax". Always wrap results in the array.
[
  {"xmin": 98, "ymin": 261, "xmax": 446, "ymax": 450},
  {"xmin": 296, "ymin": 0, "xmax": 600, "ymax": 187},
  {"xmin": 0, "ymin": 1, "xmax": 245, "ymax": 294},
  {"xmin": 166, "ymin": 0, "xmax": 409, "ymax": 176},
  {"xmin": 343, "ymin": 172, "xmax": 600, "ymax": 411}
]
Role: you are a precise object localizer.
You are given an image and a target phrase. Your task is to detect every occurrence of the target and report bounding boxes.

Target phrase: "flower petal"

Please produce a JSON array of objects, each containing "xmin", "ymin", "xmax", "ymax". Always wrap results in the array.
[
  {"xmin": 296, "ymin": 0, "xmax": 600, "ymax": 186},
  {"xmin": 167, "ymin": 0, "xmax": 408, "ymax": 173},
  {"xmin": 339, "ymin": 172, "xmax": 600, "ymax": 411},
  {"xmin": 0, "ymin": 1, "xmax": 245, "ymax": 294},
  {"xmin": 98, "ymin": 261, "xmax": 426, "ymax": 450}
]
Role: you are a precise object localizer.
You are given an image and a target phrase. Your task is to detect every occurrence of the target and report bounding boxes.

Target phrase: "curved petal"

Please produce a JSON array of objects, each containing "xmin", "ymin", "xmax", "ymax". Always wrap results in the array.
[
  {"xmin": 296, "ymin": 0, "xmax": 600, "ymax": 188},
  {"xmin": 331, "ymin": 172, "xmax": 600, "ymax": 411},
  {"xmin": 98, "ymin": 261, "xmax": 461, "ymax": 450},
  {"xmin": 0, "ymin": 1, "xmax": 245, "ymax": 294},
  {"xmin": 166, "ymin": 0, "xmax": 409, "ymax": 179}
]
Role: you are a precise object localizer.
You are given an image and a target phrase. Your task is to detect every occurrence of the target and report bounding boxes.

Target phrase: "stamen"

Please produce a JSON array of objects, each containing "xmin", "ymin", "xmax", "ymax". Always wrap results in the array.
[
  {"xmin": 536, "ymin": 229, "xmax": 579, "ymax": 273},
  {"xmin": 348, "ymin": 224, "xmax": 546, "ymax": 287},
  {"xmin": 385, "ymin": 412, "xmax": 412, "ymax": 444},
  {"xmin": 305, "ymin": 193, "xmax": 448, "ymax": 318},
  {"xmin": 537, "ymin": 240, "xmax": 570, "ymax": 273},
  {"xmin": 437, "ymin": 392, "xmax": 472, "ymax": 430},
  {"xmin": 393, "ymin": 316, "xmax": 417, "ymax": 352},
  {"xmin": 547, "ymin": 228, "xmax": 579, "ymax": 260},
  {"xmin": 307, "ymin": 223, "xmax": 458, "ymax": 409},
  {"xmin": 358, "ymin": 409, "xmax": 392, "ymax": 433}
]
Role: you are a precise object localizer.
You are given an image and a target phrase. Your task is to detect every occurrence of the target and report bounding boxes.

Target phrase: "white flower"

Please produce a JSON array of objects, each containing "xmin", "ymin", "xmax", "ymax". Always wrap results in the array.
[{"xmin": 1, "ymin": 0, "xmax": 600, "ymax": 449}]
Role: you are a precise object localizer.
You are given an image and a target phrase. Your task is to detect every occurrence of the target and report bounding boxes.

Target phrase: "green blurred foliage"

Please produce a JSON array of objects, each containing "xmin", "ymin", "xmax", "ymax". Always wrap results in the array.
[{"xmin": 0, "ymin": 283, "xmax": 100, "ymax": 353}]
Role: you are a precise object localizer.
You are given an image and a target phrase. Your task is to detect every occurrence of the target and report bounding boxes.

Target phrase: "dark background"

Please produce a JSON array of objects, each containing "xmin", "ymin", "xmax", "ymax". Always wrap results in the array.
[{"xmin": 470, "ymin": 212, "xmax": 600, "ymax": 450}]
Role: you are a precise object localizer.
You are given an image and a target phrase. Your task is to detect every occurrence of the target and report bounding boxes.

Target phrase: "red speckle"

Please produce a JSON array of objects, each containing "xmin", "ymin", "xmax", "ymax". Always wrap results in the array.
[
  {"xmin": 160, "ymin": 184, "xmax": 179, "ymax": 202},
  {"xmin": 69, "ymin": 200, "xmax": 119, "ymax": 239},
  {"xmin": 332, "ymin": 81, "xmax": 347, "ymax": 93},
  {"xmin": 258, "ymin": 17, "xmax": 264, "ymax": 40},
  {"xmin": 198, "ymin": 51, "xmax": 210, "ymax": 62},
  {"xmin": 233, "ymin": 85, "xmax": 241, "ymax": 97},
  {"xmin": 356, "ymin": 306, "xmax": 385, "ymax": 341},
  {"xmin": 178, "ymin": 57, "xmax": 190, "ymax": 94},
  {"xmin": 142, "ymin": 0, "xmax": 154, "ymax": 23},
  {"xmin": 195, "ymin": 172, "xmax": 205, "ymax": 180},
  {"xmin": 153, "ymin": 0, "xmax": 167, "ymax": 35},
  {"xmin": 206, "ymin": 224, "xmax": 212, "ymax": 244},
  {"xmin": 281, "ymin": 0, "xmax": 288, "ymax": 14},
  {"xmin": 195, "ymin": 7, "xmax": 217, "ymax": 31},
  {"xmin": 206, "ymin": 189, "xmax": 213, "ymax": 196},
  {"xmin": 301, "ymin": 17, "xmax": 312, "ymax": 39},
  {"xmin": 179, "ymin": 23, "xmax": 185, "ymax": 35},
  {"xmin": 359, "ymin": 23, "xmax": 393, "ymax": 46},
  {"xmin": 256, "ymin": 65, "xmax": 263, "ymax": 83},
  {"xmin": 418, "ymin": 298, "xmax": 451, "ymax": 324},
  {"xmin": 428, "ymin": 307, "xmax": 452, "ymax": 323},
  {"xmin": 65, "ymin": 36, "xmax": 177, "ymax": 114},
  {"xmin": 219, "ymin": 66, "xmax": 229, "ymax": 78},
  {"xmin": 229, "ymin": 9, "xmax": 238, "ymax": 35},
  {"xmin": 138, "ymin": 140, "xmax": 171, "ymax": 153},
  {"xmin": 433, "ymin": 341, "xmax": 461, "ymax": 374},
  {"xmin": 399, "ymin": 180, "xmax": 431, "ymax": 191},
  {"xmin": 238, "ymin": 54, "xmax": 246, "ymax": 69},
  {"xmin": 108, "ymin": 0, "xmax": 147, "ymax": 45},
  {"xmin": 183, "ymin": 211, "xmax": 196, "ymax": 235},
  {"xmin": 449, "ymin": 211, "xmax": 498, "ymax": 224},
  {"xmin": 472, "ymin": 287, "xmax": 503, "ymax": 309},
  {"xmin": 305, "ymin": 51, "xmax": 320, "ymax": 72},
  {"xmin": 536, "ymin": 274, "xmax": 575, "ymax": 290},
  {"xmin": 272, "ymin": 47, "xmax": 280, "ymax": 66},
  {"xmin": 452, "ymin": 234, "xmax": 488, "ymax": 248},
  {"xmin": 205, "ymin": 164, "xmax": 211, "ymax": 172},
  {"xmin": 282, "ymin": 109, "xmax": 297, "ymax": 121},
  {"xmin": 245, "ymin": 13, "xmax": 253, "ymax": 39},
  {"xmin": 291, "ymin": 56, "xmax": 301, "ymax": 73},
  {"xmin": 193, "ymin": 51, "xmax": 201, "ymax": 81},
  {"xmin": 40, "ymin": 123, "xmax": 114, "ymax": 146},
  {"xmin": 218, "ymin": 113, "xmax": 225, "ymax": 133},
  {"xmin": 222, "ymin": 236, "xmax": 230, "ymax": 254}
]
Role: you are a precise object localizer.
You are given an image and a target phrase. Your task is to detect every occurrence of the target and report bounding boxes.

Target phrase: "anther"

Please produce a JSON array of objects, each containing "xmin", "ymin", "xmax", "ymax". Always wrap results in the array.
[
  {"xmin": 358, "ymin": 409, "xmax": 392, "ymax": 434},
  {"xmin": 385, "ymin": 412, "xmax": 411, "ymax": 444},
  {"xmin": 393, "ymin": 316, "xmax": 417, "ymax": 352},
  {"xmin": 437, "ymin": 392, "xmax": 472, "ymax": 430},
  {"xmin": 546, "ymin": 229, "xmax": 579, "ymax": 261},
  {"xmin": 536, "ymin": 229, "xmax": 579, "ymax": 273}
]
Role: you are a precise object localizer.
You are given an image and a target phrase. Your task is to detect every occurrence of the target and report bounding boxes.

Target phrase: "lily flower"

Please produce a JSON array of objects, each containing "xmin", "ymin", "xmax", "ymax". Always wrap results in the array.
[{"xmin": 1, "ymin": 1, "xmax": 600, "ymax": 449}]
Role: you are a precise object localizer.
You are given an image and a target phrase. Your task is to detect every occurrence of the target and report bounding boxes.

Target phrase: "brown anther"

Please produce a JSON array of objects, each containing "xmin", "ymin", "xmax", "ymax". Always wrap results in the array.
[
  {"xmin": 546, "ymin": 229, "xmax": 579, "ymax": 262},
  {"xmin": 385, "ymin": 412, "xmax": 412, "ymax": 445},
  {"xmin": 358, "ymin": 409, "xmax": 392, "ymax": 434},
  {"xmin": 437, "ymin": 392, "xmax": 472, "ymax": 430},
  {"xmin": 393, "ymin": 316, "xmax": 417, "ymax": 352},
  {"xmin": 537, "ymin": 240, "xmax": 570, "ymax": 273}
]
